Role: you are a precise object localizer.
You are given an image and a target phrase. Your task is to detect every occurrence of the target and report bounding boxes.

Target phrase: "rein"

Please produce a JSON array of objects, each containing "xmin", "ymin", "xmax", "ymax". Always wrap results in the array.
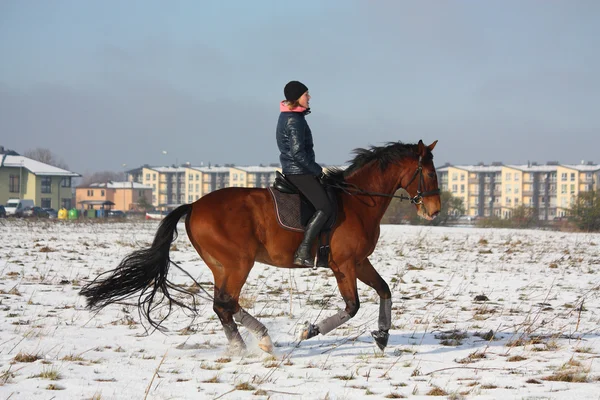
[{"xmin": 324, "ymin": 156, "xmax": 440, "ymax": 206}]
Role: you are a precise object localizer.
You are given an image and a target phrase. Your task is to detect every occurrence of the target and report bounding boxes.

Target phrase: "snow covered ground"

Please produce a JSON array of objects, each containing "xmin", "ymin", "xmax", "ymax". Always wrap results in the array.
[{"xmin": 0, "ymin": 219, "xmax": 599, "ymax": 399}]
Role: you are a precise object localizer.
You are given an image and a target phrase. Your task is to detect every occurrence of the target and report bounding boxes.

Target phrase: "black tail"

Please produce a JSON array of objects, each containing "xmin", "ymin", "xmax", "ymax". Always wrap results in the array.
[{"xmin": 80, "ymin": 204, "xmax": 195, "ymax": 330}]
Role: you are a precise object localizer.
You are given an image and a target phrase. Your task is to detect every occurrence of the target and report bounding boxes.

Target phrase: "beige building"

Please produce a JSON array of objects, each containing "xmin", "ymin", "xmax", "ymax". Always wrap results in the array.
[
  {"xmin": 229, "ymin": 166, "xmax": 280, "ymax": 188},
  {"xmin": 75, "ymin": 182, "xmax": 153, "ymax": 212},
  {"xmin": 0, "ymin": 152, "xmax": 79, "ymax": 209},
  {"xmin": 438, "ymin": 162, "xmax": 600, "ymax": 220}
]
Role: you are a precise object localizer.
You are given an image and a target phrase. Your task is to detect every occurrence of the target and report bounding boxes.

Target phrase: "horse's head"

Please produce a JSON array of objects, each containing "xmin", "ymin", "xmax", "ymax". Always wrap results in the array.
[{"xmin": 403, "ymin": 140, "xmax": 441, "ymax": 220}]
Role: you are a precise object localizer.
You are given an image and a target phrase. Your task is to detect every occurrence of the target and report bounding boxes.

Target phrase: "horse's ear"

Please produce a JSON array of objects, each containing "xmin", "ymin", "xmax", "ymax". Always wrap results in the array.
[
  {"xmin": 417, "ymin": 140, "xmax": 426, "ymax": 157},
  {"xmin": 427, "ymin": 140, "xmax": 438, "ymax": 152}
]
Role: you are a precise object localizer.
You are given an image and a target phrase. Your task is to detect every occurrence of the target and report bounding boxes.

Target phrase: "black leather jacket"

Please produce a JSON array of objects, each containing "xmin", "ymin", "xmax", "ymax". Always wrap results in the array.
[{"xmin": 276, "ymin": 109, "xmax": 323, "ymax": 176}]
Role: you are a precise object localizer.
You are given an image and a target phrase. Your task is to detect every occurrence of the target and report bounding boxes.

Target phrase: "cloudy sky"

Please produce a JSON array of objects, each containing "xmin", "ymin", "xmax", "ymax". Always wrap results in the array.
[{"xmin": 1, "ymin": 1, "xmax": 598, "ymax": 174}]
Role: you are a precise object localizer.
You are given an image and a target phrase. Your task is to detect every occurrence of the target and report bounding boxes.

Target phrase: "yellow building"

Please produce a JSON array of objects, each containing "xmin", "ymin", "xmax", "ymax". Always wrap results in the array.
[
  {"xmin": 438, "ymin": 161, "xmax": 600, "ymax": 220},
  {"xmin": 0, "ymin": 153, "xmax": 79, "ymax": 209},
  {"xmin": 229, "ymin": 166, "xmax": 280, "ymax": 188}
]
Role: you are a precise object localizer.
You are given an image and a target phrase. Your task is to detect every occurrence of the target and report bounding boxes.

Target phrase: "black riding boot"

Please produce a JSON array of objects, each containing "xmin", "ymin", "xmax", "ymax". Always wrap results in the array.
[{"xmin": 294, "ymin": 210, "xmax": 329, "ymax": 267}]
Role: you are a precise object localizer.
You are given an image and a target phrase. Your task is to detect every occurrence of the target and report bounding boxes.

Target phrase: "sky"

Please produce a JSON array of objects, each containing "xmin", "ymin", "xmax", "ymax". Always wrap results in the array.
[{"xmin": 1, "ymin": 1, "xmax": 599, "ymax": 174}]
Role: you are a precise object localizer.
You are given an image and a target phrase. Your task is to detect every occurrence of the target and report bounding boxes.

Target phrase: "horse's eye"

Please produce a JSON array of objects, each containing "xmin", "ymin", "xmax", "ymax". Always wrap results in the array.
[{"xmin": 428, "ymin": 172, "xmax": 436, "ymax": 179}]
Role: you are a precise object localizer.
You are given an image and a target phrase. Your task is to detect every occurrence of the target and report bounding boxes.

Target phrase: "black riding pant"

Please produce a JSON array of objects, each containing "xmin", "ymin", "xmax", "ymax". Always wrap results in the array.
[{"xmin": 286, "ymin": 174, "xmax": 333, "ymax": 218}]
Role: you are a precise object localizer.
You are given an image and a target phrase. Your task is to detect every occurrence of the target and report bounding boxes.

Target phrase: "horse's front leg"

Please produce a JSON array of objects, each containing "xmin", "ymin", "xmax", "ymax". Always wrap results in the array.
[
  {"xmin": 300, "ymin": 260, "xmax": 359, "ymax": 339},
  {"xmin": 356, "ymin": 258, "xmax": 392, "ymax": 350}
]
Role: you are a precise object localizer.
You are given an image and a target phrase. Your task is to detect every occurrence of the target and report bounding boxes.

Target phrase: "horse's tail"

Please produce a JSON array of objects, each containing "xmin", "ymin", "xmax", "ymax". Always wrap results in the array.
[{"xmin": 79, "ymin": 203, "xmax": 194, "ymax": 330}]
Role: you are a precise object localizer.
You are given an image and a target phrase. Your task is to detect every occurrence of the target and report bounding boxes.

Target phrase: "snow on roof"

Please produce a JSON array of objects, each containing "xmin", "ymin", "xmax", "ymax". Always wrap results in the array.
[
  {"xmin": 231, "ymin": 166, "xmax": 279, "ymax": 173},
  {"xmin": 437, "ymin": 165, "xmax": 503, "ymax": 173},
  {"xmin": 86, "ymin": 182, "xmax": 153, "ymax": 189},
  {"xmin": 190, "ymin": 166, "xmax": 231, "ymax": 173},
  {"xmin": 0, "ymin": 155, "xmax": 80, "ymax": 176},
  {"xmin": 149, "ymin": 166, "xmax": 188, "ymax": 173},
  {"xmin": 562, "ymin": 164, "xmax": 600, "ymax": 172}
]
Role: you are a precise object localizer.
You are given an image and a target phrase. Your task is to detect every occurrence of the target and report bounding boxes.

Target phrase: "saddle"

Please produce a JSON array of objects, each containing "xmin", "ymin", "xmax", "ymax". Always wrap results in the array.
[{"xmin": 268, "ymin": 171, "xmax": 338, "ymax": 268}]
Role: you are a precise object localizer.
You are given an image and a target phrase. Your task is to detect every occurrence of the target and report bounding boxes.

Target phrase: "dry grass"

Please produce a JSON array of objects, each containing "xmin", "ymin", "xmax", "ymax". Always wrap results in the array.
[
  {"xmin": 507, "ymin": 355, "xmax": 527, "ymax": 362},
  {"xmin": 13, "ymin": 352, "xmax": 41, "ymax": 363},
  {"xmin": 235, "ymin": 382, "xmax": 255, "ymax": 391},
  {"xmin": 426, "ymin": 387, "xmax": 448, "ymax": 396}
]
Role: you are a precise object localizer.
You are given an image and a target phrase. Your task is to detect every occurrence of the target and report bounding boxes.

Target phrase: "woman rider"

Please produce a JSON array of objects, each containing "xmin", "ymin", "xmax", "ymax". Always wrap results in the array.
[{"xmin": 276, "ymin": 80, "xmax": 333, "ymax": 267}]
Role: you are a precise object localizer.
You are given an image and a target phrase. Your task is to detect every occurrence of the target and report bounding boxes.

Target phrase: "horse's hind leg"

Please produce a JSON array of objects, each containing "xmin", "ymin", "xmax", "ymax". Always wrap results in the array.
[
  {"xmin": 233, "ymin": 308, "xmax": 274, "ymax": 353},
  {"xmin": 356, "ymin": 258, "xmax": 392, "ymax": 351},
  {"xmin": 209, "ymin": 260, "xmax": 273, "ymax": 354}
]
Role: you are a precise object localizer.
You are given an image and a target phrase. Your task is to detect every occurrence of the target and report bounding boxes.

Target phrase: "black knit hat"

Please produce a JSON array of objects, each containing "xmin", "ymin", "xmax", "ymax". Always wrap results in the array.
[{"xmin": 284, "ymin": 81, "xmax": 308, "ymax": 102}]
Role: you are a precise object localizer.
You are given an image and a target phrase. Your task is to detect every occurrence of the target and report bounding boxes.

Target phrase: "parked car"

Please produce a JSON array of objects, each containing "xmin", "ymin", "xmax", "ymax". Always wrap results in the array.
[
  {"xmin": 43, "ymin": 208, "xmax": 59, "ymax": 219},
  {"xmin": 108, "ymin": 210, "xmax": 127, "ymax": 218},
  {"xmin": 23, "ymin": 206, "xmax": 49, "ymax": 218},
  {"xmin": 5, "ymin": 199, "xmax": 34, "ymax": 217},
  {"xmin": 0, "ymin": 205, "xmax": 6, "ymax": 218}
]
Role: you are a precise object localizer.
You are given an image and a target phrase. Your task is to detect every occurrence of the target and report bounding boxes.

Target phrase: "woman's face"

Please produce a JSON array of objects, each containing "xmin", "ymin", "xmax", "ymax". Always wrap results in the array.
[{"xmin": 298, "ymin": 91, "xmax": 310, "ymax": 108}]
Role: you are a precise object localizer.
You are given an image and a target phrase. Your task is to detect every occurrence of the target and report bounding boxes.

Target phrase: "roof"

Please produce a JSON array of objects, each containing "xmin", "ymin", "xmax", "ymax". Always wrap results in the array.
[
  {"xmin": 0, "ymin": 155, "xmax": 80, "ymax": 177},
  {"xmin": 82, "ymin": 181, "xmax": 153, "ymax": 189},
  {"xmin": 231, "ymin": 166, "xmax": 280, "ymax": 173},
  {"xmin": 191, "ymin": 166, "xmax": 231, "ymax": 173},
  {"xmin": 149, "ymin": 166, "xmax": 188, "ymax": 173},
  {"xmin": 437, "ymin": 165, "xmax": 503, "ymax": 173}
]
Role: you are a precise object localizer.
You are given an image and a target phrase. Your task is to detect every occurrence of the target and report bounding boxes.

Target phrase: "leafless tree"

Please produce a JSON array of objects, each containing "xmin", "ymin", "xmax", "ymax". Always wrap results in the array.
[
  {"xmin": 79, "ymin": 171, "xmax": 123, "ymax": 187},
  {"xmin": 24, "ymin": 148, "xmax": 69, "ymax": 170}
]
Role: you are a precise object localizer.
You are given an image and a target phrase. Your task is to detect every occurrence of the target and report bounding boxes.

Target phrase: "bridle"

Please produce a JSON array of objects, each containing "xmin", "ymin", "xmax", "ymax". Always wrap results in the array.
[{"xmin": 324, "ymin": 155, "xmax": 440, "ymax": 206}]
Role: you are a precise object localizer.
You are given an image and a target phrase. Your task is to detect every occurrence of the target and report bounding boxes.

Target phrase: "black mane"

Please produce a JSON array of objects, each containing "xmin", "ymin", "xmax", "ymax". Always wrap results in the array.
[{"xmin": 325, "ymin": 142, "xmax": 431, "ymax": 181}]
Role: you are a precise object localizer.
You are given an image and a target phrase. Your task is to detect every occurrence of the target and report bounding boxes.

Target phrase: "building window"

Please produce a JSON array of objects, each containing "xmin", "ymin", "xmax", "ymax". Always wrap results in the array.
[
  {"xmin": 153, "ymin": 174, "xmax": 157, "ymax": 181},
  {"xmin": 570, "ymin": 173, "xmax": 575, "ymax": 181},
  {"xmin": 146, "ymin": 174, "xmax": 150, "ymax": 180},
  {"xmin": 41, "ymin": 177, "xmax": 52, "ymax": 193},
  {"xmin": 196, "ymin": 174, "xmax": 200, "ymax": 181},
  {"xmin": 514, "ymin": 198, "xmax": 519, "ymax": 205},
  {"xmin": 188, "ymin": 195, "xmax": 193, "ymax": 202},
  {"xmin": 101, "ymin": 190, "xmax": 105, "ymax": 196},
  {"xmin": 452, "ymin": 184, "xmax": 457, "ymax": 193},
  {"xmin": 570, "ymin": 184, "xmax": 575, "ymax": 194},
  {"xmin": 515, "ymin": 187, "xmax": 519, "ymax": 194},
  {"xmin": 460, "ymin": 184, "xmax": 465, "ymax": 193},
  {"xmin": 506, "ymin": 197, "xmax": 511, "ymax": 204},
  {"xmin": 9, "ymin": 175, "xmax": 20, "ymax": 193},
  {"xmin": 561, "ymin": 184, "xmax": 567, "ymax": 194},
  {"xmin": 452, "ymin": 173, "xmax": 458, "ymax": 181},
  {"xmin": 41, "ymin": 198, "xmax": 51, "ymax": 208},
  {"xmin": 460, "ymin": 174, "xmax": 465, "ymax": 181},
  {"xmin": 506, "ymin": 185, "xmax": 512, "ymax": 194},
  {"xmin": 233, "ymin": 173, "xmax": 238, "ymax": 181},
  {"xmin": 514, "ymin": 173, "xmax": 519, "ymax": 181},
  {"xmin": 61, "ymin": 177, "xmax": 71, "ymax": 187},
  {"xmin": 189, "ymin": 184, "xmax": 193, "ymax": 191},
  {"xmin": 505, "ymin": 173, "xmax": 511, "ymax": 181},
  {"xmin": 62, "ymin": 199, "xmax": 71, "ymax": 209},
  {"xmin": 195, "ymin": 184, "xmax": 199, "ymax": 192},
  {"xmin": 87, "ymin": 190, "xmax": 93, "ymax": 196},
  {"xmin": 561, "ymin": 173, "xmax": 567, "ymax": 181}
]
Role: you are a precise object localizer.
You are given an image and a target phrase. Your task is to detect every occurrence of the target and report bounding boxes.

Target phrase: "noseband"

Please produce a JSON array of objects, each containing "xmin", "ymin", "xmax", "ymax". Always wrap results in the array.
[{"xmin": 400, "ymin": 156, "xmax": 441, "ymax": 205}]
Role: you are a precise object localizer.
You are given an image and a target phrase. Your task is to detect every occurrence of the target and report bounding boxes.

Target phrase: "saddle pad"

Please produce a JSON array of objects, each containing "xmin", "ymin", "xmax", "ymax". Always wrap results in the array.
[{"xmin": 268, "ymin": 187, "xmax": 305, "ymax": 232}]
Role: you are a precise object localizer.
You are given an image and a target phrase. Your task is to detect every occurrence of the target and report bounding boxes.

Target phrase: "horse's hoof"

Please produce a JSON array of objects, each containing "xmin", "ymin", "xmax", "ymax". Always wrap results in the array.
[
  {"xmin": 371, "ymin": 330, "xmax": 389, "ymax": 351},
  {"xmin": 297, "ymin": 321, "xmax": 320, "ymax": 341},
  {"xmin": 258, "ymin": 335, "xmax": 274, "ymax": 354}
]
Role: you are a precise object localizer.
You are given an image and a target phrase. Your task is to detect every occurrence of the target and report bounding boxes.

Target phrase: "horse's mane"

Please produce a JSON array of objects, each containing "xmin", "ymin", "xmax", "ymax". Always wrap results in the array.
[{"xmin": 325, "ymin": 142, "xmax": 432, "ymax": 181}]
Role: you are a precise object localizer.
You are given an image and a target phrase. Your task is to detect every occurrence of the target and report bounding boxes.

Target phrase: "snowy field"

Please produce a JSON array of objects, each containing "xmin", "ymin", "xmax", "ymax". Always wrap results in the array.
[{"xmin": 1, "ymin": 219, "xmax": 599, "ymax": 399}]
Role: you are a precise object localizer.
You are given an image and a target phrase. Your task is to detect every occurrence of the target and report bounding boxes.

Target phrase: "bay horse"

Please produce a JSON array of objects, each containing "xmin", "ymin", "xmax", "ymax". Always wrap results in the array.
[{"xmin": 80, "ymin": 140, "xmax": 441, "ymax": 353}]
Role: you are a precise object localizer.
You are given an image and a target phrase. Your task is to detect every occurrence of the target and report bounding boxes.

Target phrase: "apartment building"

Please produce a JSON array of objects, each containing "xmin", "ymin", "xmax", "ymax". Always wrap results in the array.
[
  {"xmin": 229, "ymin": 166, "xmax": 280, "ymax": 188},
  {"xmin": 438, "ymin": 162, "xmax": 600, "ymax": 220}
]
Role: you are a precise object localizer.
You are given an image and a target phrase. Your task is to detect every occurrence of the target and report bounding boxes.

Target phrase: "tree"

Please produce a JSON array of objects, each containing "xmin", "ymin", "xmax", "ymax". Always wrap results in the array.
[
  {"xmin": 569, "ymin": 191, "xmax": 600, "ymax": 231},
  {"xmin": 137, "ymin": 195, "xmax": 153, "ymax": 212},
  {"xmin": 382, "ymin": 190, "xmax": 464, "ymax": 226},
  {"xmin": 24, "ymin": 148, "xmax": 69, "ymax": 169},
  {"xmin": 510, "ymin": 205, "xmax": 537, "ymax": 228},
  {"xmin": 79, "ymin": 171, "xmax": 123, "ymax": 187}
]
